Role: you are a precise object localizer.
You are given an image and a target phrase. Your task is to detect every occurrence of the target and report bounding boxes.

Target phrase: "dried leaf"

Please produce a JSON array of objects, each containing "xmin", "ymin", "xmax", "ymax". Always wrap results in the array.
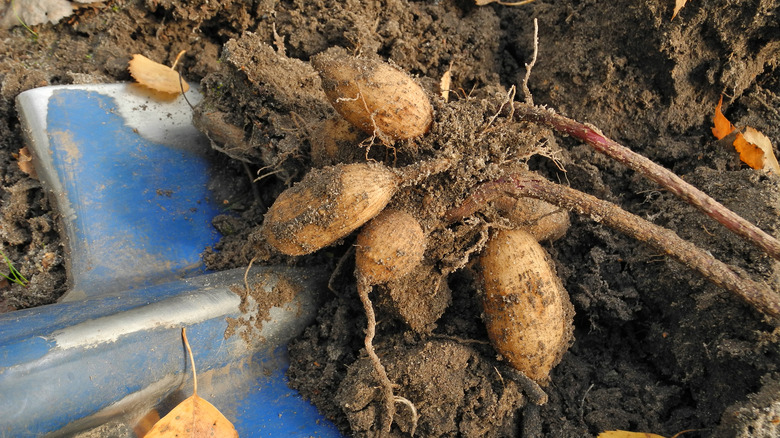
[
  {"xmin": 672, "ymin": 0, "xmax": 687, "ymax": 19},
  {"xmin": 128, "ymin": 53, "xmax": 189, "ymax": 95},
  {"xmin": 16, "ymin": 147, "xmax": 37, "ymax": 178},
  {"xmin": 440, "ymin": 64, "xmax": 453, "ymax": 102},
  {"xmin": 711, "ymin": 96, "xmax": 780, "ymax": 174},
  {"xmin": 733, "ymin": 127, "xmax": 780, "ymax": 174},
  {"xmin": 598, "ymin": 431, "xmax": 666, "ymax": 438},
  {"xmin": 711, "ymin": 95, "xmax": 735, "ymax": 140},
  {"xmin": 144, "ymin": 328, "xmax": 238, "ymax": 438},
  {"xmin": 144, "ymin": 395, "xmax": 238, "ymax": 437}
]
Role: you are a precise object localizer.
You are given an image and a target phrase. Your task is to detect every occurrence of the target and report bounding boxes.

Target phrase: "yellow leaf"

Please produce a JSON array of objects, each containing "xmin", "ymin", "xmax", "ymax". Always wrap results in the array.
[
  {"xmin": 128, "ymin": 51, "xmax": 189, "ymax": 95},
  {"xmin": 733, "ymin": 127, "xmax": 780, "ymax": 174},
  {"xmin": 598, "ymin": 431, "xmax": 666, "ymax": 438},
  {"xmin": 711, "ymin": 95, "xmax": 734, "ymax": 140},
  {"xmin": 144, "ymin": 328, "xmax": 238, "ymax": 438},
  {"xmin": 672, "ymin": 0, "xmax": 687, "ymax": 19},
  {"xmin": 144, "ymin": 394, "xmax": 238, "ymax": 437}
]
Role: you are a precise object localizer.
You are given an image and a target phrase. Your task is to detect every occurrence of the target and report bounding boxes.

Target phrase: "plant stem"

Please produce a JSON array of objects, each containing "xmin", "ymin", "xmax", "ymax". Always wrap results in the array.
[
  {"xmin": 512, "ymin": 102, "xmax": 780, "ymax": 262},
  {"xmin": 446, "ymin": 172, "xmax": 780, "ymax": 320}
]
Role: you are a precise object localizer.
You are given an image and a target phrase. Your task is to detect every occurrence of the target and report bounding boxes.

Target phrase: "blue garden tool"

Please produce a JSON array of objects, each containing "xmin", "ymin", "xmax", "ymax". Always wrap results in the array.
[{"xmin": 0, "ymin": 84, "xmax": 342, "ymax": 437}]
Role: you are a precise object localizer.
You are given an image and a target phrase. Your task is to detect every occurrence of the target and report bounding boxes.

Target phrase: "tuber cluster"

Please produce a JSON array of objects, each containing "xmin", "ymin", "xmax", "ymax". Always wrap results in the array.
[
  {"xmin": 199, "ymin": 33, "xmax": 780, "ymax": 438},
  {"xmin": 260, "ymin": 48, "xmax": 575, "ymax": 401}
]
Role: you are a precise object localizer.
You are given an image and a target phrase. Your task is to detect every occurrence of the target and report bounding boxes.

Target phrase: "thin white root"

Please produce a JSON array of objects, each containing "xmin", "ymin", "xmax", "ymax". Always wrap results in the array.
[
  {"xmin": 521, "ymin": 18, "xmax": 539, "ymax": 105},
  {"xmin": 394, "ymin": 395, "xmax": 419, "ymax": 437}
]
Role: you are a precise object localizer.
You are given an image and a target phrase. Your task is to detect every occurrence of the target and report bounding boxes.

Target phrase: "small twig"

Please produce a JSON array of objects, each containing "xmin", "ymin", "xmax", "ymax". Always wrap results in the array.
[
  {"xmin": 446, "ymin": 171, "xmax": 780, "ymax": 320},
  {"xmin": 512, "ymin": 102, "xmax": 780, "ymax": 262},
  {"xmin": 356, "ymin": 275, "xmax": 396, "ymax": 437},
  {"xmin": 521, "ymin": 18, "xmax": 538, "ymax": 105}
]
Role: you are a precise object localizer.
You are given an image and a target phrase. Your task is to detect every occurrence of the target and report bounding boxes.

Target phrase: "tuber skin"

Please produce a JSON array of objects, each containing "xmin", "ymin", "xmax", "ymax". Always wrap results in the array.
[
  {"xmin": 355, "ymin": 209, "xmax": 426, "ymax": 285},
  {"xmin": 262, "ymin": 162, "xmax": 400, "ymax": 256},
  {"xmin": 479, "ymin": 228, "xmax": 575, "ymax": 383},
  {"xmin": 492, "ymin": 195, "xmax": 570, "ymax": 242},
  {"xmin": 312, "ymin": 47, "xmax": 433, "ymax": 143},
  {"xmin": 310, "ymin": 117, "xmax": 367, "ymax": 167}
]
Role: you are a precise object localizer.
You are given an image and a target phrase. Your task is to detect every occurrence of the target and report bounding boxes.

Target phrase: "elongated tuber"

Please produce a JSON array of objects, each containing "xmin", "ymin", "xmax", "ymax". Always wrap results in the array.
[
  {"xmin": 479, "ymin": 228, "xmax": 574, "ymax": 382},
  {"xmin": 263, "ymin": 162, "xmax": 400, "ymax": 255},
  {"xmin": 312, "ymin": 47, "xmax": 433, "ymax": 143}
]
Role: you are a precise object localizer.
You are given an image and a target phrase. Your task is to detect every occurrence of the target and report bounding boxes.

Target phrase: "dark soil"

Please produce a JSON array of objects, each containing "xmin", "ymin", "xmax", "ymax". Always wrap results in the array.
[{"xmin": 1, "ymin": 1, "xmax": 779, "ymax": 437}]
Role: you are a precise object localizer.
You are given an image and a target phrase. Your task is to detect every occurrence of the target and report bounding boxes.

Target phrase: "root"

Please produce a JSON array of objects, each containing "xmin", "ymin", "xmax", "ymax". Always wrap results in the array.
[
  {"xmin": 356, "ymin": 274, "xmax": 396, "ymax": 437},
  {"xmin": 394, "ymin": 395, "xmax": 419, "ymax": 437},
  {"xmin": 242, "ymin": 255, "xmax": 258, "ymax": 299},
  {"xmin": 500, "ymin": 364, "xmax": 548, "ymax": 405},
  {"xmin": 446, "ymin": 171, "xmax": 780, "ymax": 320},
  {"xmin": 520, "ymin": 18, "xmax": 539, "ymax": 105},
  {"xmin": 328, "ymin": 246, "xmax": 355, "ymax": 297},
  {"xmin": 511, "ymin": 102, "xmax": 780, "ymax": 262}
]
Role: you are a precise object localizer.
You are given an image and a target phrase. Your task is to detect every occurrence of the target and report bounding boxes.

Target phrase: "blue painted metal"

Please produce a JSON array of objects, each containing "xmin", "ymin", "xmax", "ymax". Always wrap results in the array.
[
  {"xmin": 0, "ymin": 85, "xmax": 344, "ymax": 437},
  {"xmin": 22, "ymin": 85, "xmax": 224, "ymax": 300}
]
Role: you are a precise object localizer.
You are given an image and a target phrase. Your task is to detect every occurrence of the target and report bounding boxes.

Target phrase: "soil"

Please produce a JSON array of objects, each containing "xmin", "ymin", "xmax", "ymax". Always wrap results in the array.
[{"xmin": 2, "ymin": 0, "xmax": 780, "ymax": 437}]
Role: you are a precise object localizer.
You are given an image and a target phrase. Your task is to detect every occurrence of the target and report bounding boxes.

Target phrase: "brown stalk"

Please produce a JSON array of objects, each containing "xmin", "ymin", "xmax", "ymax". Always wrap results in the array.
[
  {"xmin": 511, "ymin": 102, "xmax": 780, "ymax": 262},
  {"xmin": 446, "ymin": 171, "xmax": 780, "ymax": 320}
]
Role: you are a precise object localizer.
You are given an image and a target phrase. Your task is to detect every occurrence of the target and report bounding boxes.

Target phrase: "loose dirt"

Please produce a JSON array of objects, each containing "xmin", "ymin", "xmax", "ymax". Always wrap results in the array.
[{"xmin": 1, "ymin": 1, "xmax": 779, "ymax": 437}]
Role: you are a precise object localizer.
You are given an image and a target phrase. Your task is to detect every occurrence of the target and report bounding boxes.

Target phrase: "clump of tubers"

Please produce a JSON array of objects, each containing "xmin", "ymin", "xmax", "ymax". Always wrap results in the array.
[
  {"xmin": 311, "ymin": 47, "xmax": 433, "ymax": 143},
  {"xmin": 355, "ymin": 209, "xmax": 426, "ymax": 285},
  {"xmin": 262, "ymin": 162, "xmax": 400, "ymax": 256},
  {"xmin": 479, "ymin": 228, "xmax": 575, "ymax": 383}
]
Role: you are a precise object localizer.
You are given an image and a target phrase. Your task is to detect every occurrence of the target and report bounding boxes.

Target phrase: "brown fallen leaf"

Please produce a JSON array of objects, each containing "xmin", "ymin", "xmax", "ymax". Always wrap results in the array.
[
  {"xmin": 144, "ymin": 328, "xmax": 238, "ymax": 438},
  {"xmin": 16, "ymin": 147, "xmax": 37, "ymax": 178},
  {"xmin": 128, "ymin": 51, "xmax": 189, "ymax": 95},
  {"xmin": 711, "ymin": 95, "xmax": 780, "ymax": 174},
  {"xmin": 440, "ymin": 62, "xmax": 453, "ymax": 102},
  {"xmin": 672, "ymin": 0, "xmax": 687, "ymax": 19}
]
